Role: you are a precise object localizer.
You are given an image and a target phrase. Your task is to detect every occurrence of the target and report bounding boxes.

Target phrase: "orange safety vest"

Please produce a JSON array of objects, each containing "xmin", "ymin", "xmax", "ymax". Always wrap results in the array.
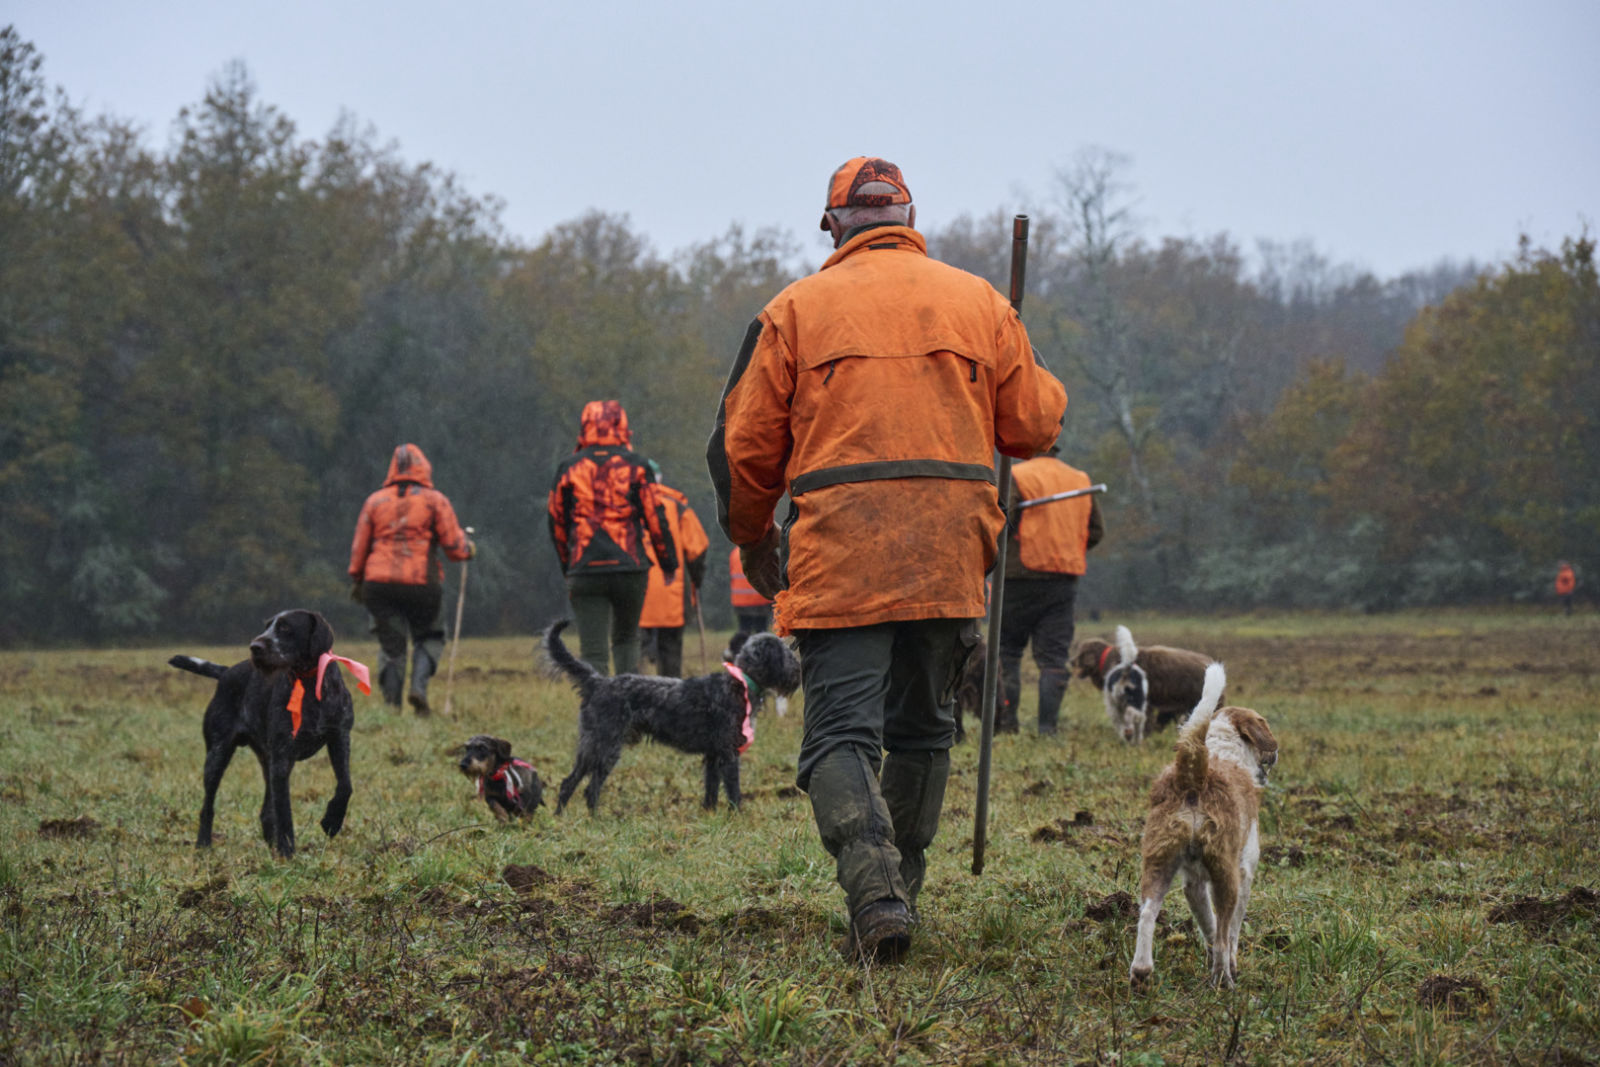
[
  {"xmin": 1556, "ymin": 565, "xmax": 1576, "ymax": 596},
  {"xmin": 709, "ymin": 225, "xmax": 1065, "ymax": 631},
  {"xmin": 640, "ymin": 486, "xmax": 710, "ymax": 628},
  {"xmin": 1010, "ymin": 457, "xmax": 1093, "ymax": 575},
  {"xmin": 729, "ymin": 546, "xmax": 771, "ymax": 608}
]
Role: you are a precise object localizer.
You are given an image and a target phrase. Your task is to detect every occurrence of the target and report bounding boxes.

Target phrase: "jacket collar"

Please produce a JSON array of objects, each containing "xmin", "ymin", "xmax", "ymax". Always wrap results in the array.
[{"xmin": 822, "ymin": 225, "xmax": 925, "ymax": 271}]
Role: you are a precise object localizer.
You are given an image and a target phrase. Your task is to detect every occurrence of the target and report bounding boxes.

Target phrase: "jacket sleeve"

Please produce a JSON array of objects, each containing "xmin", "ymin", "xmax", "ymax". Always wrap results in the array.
[
  {"xmin": 679, "ymin": 505, "xmax": 711, "ymax": 587},
  {"xmin": 348, "ymin": 496, "xmax": 375, "ymax": 578},
  {"xmin": 547, "ymin": 468, "xmax": 571, "ymax": 569},
  {"xmin": 707, "ymin": 316, "xmax": 796, "ymax": 545},
  {"xmin": 992, "ymin": 309, "xmax": 1067, "ymax": 459},
  {"xmin": 432, "ymin": 491, "xmax": 472, "ymax": 561},
  {"xmin": 639, "ymin": 471, "xmax": 678, "ymax": 573}
]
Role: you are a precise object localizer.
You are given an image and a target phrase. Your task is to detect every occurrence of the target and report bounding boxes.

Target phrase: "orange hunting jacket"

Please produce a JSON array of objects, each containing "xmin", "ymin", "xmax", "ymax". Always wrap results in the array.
[
  {"xmin": 707, "ymin": 224, "xmax": 1066, "ymax": 630},
  {"xmin": 1006, "ymin": 457, "xmax": 1101, "ymax": 577},
  {"xmin": 639, "ymin": 484, "xmax": 710, "ymax": 628},
  {"xmin": 1556, "ymin": 565, "xmax": 1576, "ymax": 596},
  {"xmin": 349, "ymin": 444, "xmax": 472, "ymax": 587},
  {"xmin": 548, "ymin": 401, "xmax": 676, "ymax": 577}
]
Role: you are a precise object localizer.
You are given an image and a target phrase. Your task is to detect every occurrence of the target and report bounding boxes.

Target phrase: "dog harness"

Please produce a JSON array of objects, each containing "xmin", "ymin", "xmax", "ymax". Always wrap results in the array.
[
  {"xmin": 724, "ymin": 662, "xmax": 756, "ymax": 754},
  {"xmin": 479, "ymin": 759, "xmax": 536, "ymax": 805},
  {"xmin": 286, "ymin": 653, "xmax": 373, "ymax": 736}
]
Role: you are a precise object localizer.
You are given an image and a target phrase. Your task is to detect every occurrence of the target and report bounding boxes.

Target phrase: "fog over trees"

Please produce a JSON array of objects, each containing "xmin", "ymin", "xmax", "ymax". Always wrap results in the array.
[{"xmin": 3, "ymin": 28, "xmax": 1594, "ymax": 644}]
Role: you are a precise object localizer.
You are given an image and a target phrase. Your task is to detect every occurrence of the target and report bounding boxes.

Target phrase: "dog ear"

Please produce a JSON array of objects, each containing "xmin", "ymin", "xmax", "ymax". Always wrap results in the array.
[
  {"xmin": 494, "ymin": 738, "xmax": 512, "ymax": 761},
  {"xmin": 307, "ymin": 611, "xmax": 335, "ymax": 659},
  {"xmin": 1231, "ymin": 710, "xmax": 1278, "ymax": 763}
]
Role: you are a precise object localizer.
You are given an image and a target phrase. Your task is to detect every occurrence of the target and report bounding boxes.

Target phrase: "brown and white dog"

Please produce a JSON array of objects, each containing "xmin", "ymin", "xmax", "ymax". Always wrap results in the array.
[
  {"xmin": 1129, "ymin": 663, "xmax": 1278, "ymax": 988},
  {"xmin": 1075, "ymin": 627, "xmax": 1219, "ymax": 743}
]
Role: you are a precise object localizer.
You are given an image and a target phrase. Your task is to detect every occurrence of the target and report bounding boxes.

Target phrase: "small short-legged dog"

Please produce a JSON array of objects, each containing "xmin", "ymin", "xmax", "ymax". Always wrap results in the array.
[
  {"xmin": 1130, "ymin": 663, "xmax": 1278, "ymax": 987},
  {"xmin": 171, "ymin": 610, "xmax": 370, "ymax": 858},
  {"xmin": 458, "ymin": 734, "xmax": 544, "ymax": 821},
  {"xmin": 548, "ymin": 619, "xmax": 801, "ymax": 813},
  {"xmin": 1074, "ymin": 627, "xmax": 1219, "ymax": 742}
]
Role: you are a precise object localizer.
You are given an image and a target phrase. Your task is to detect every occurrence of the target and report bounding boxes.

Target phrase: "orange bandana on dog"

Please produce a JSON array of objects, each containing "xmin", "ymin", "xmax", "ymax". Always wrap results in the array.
[{"xmin": 286, "ymin": 653, "xmax": 372, "ymax": 736}]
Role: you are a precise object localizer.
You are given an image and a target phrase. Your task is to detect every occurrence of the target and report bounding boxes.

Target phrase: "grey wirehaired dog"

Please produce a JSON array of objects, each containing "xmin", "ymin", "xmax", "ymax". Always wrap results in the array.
[{"xmin": 544, "ymin": 618, "xmax": 801, "ymax": 813}]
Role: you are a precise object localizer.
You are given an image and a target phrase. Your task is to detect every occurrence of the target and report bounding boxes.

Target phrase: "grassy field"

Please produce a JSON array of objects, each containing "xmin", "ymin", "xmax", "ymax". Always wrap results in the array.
[{"xmin": 2, "ymin": 610, "xmax": 1597, "ymax": 1065}]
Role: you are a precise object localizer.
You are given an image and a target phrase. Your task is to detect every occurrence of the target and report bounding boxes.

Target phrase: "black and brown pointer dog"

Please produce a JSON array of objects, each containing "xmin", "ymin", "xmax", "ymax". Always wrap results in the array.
[
  {"xmin": 545, "ymin": 618, "xmax": 801, "ymax": 814},
  {"xmin": 170, "ymin": 609, "xmax": 369, "ymax": 858}
]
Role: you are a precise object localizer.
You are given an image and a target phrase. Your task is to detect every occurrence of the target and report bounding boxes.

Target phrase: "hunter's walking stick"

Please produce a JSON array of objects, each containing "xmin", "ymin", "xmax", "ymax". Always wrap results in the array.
[
  {"xmin": 973, "ymin": 215, "xmax": 1029, "ymax": 876},
  {"xmin": 442, "ymin": 526, "xmax": 474, "ymax": 717}
]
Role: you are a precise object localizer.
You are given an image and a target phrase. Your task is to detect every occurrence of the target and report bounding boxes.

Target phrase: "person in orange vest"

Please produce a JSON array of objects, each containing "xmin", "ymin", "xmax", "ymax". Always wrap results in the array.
[
  {"xmin": 997, "ymin": 445, "xmax": 1103, "ymax": 735},
  {"xmin": 728, "ymin": 545, "xmax": 773, "ymax": 636},
  {"xmin": 1555, "ymin": 561, "xmax": 1577, "ymax": 616},
  {"xmin": 547, "ymin": 401, "xmax": 676, "ymax": 675},
  {"xmin": 638, "ymin": 465, "xmax": 710, "ymax": 677},
  {"xmin": 707, "ymin": 156, "xmax": 1066, "ymax": 962},
  {"xmin": 348, "ymin": 443, "xmax": 475, "ymax": 714}
]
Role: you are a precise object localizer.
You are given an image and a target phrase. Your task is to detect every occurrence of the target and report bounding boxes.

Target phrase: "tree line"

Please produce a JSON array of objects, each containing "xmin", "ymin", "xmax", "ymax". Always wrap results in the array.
[{"xmin": 2, "ymin": 28, "xmax": 1594, "ymax": 646}]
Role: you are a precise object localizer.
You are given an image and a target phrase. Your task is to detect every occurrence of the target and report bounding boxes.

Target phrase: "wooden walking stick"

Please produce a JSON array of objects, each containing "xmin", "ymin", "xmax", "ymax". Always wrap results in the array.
[
  {"xmin": 442, "ymin": 526, "xmax": 474, "ymax": 717},
  {"xmin": 973, "ymin": 215, "xmax": 1029, "ymax": 876}
]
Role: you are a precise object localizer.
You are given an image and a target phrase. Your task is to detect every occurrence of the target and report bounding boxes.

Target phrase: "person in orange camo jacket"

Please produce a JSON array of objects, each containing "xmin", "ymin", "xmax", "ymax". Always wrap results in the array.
[
  {"xmin": 1555, "ymin": 561, "xmax": 1577, "ymax": 616},
  {"xmin": 349, "ymin": 444, "xmax": 475, "ymax": 714},
  {"xmin": 638, "ymin": 464, "xmax": 710, "ymax": 678},
  {"xmin": 728, "ymin": 545, "xmax": 774, "ymax": 636},
  {"xmin": 997, "ymin": 445, "xmax": 1104, "ymax": 736},
  {"xmin": 707, "ymin": 157, "xmax": 1066, "ymax": 962},
  {"xmin": 548, "ymin": 401, "xmax": 676, "ymax": 676}
]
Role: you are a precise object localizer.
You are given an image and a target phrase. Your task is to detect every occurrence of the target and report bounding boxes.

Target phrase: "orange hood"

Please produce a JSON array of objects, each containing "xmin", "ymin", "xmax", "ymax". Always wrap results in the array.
[
  {"xmin": 577, "ymin": 400, "xmax": 631, "ymax": 448},
  {"xmin": 383, "ymin": 444, "xmax": 434, "ymax": 489}
]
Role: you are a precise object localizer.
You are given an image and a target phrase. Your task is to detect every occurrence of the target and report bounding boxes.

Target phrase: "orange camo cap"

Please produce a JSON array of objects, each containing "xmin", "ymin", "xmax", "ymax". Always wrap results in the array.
[{"xmin": 821, "ymin": 156, "xmax": 911, "ymax": 230}]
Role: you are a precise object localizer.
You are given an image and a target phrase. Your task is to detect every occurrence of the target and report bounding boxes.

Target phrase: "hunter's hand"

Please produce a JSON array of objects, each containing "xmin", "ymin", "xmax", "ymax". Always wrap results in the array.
[
  {"xmin": 349, "ymin": 578, "xmax": 364, "ymax": 603},
  {"xmin": 740, "ymin": 526, "xmax": 782, "ymax": 600}
]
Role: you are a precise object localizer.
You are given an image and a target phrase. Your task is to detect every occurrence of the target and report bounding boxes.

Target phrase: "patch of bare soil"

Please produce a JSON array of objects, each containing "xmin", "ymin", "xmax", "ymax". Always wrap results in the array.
[
  {"xmin": 1417, "ymin": 974, "xmax": 1489, "ymax": 1016},
  {"xmin": 1032, "ymin": 810, "xmax": 1097, "ymax": 843},
  {"xmin": 1084, "ymin": 890, "xmax": 1137, "ymax": 922},
  {"xmin": 502, "ymin": 863, "xmax": 555, "ymax": 893},
  {"xmin": 1261, "ymin": 844, "xmax": 1309, "ymax": 868},
  {"xmin": 604, "ymin": 896, "xmax": 700, "ymax": 933},
  {"xmin": 39, "ymin": 816, "xmax": 99, "ymax": 839},
  {"xmin": 176, "ymin": 876, "xmax": 229, "ymax": 908},
  {"xmin": 1487, "ymin": 886, "xmax": 1598, "ymax": 931}
]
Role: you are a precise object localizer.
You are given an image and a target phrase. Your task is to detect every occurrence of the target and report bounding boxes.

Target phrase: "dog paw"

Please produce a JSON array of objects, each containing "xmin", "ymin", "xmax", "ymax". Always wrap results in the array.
[
  {"xmin": 320, "ymin": 815, "xmax": 344, "ymax": 838},
  {"xmin": 1129, "ymin": 964, "xmax": 1153, "ymax": 987}
]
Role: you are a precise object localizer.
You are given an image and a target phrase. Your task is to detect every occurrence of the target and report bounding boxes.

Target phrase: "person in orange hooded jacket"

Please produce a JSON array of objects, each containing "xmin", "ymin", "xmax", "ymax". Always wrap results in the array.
[
  {"xmin": 548, "ymin": 401, "xmax": 676, "ymax": 675},
  {"xmin": 638, "ymin": 465, "xmax": 710, "ymax": 678},
  {"xmin": 707, "ymin": 157, "xmax": 1066, "ymax": 961},
  {"xmin": 1555, "ymin": 561, "xmax": 1577, "ymax": 616},
  {"xmin": 349, "ymin": 443, "xmax": 475, "ymax": 713},
  {"xmin": 997, "ymin": 447, "xmax": 1104, "ymax": 735}
]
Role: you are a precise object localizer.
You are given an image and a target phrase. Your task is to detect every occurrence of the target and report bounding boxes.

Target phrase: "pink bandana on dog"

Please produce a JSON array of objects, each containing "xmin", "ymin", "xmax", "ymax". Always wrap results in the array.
[
  {"xmin": 724, "ymin": 662, "xmax": 755, "ymax": 754},
  {"xmin": 286, "ymin": 653, "xmax": 373, "ymax": 737}
]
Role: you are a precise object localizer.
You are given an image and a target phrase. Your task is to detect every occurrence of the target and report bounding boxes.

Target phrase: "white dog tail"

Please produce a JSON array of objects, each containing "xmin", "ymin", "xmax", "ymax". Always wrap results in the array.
[
  {"xmin": 1114, "ymin": 625, "xmax": 1138, "ymax": 668},
  {"xmin": 1174, "ymin": 662, "xmax": 1226, "ymax": 795}
]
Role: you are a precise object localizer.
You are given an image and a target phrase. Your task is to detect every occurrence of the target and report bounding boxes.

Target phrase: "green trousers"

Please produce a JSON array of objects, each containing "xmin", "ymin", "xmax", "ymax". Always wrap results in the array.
[{"xmin": 567, "ymin": 570, "xmax": 650, "ymax": 675}]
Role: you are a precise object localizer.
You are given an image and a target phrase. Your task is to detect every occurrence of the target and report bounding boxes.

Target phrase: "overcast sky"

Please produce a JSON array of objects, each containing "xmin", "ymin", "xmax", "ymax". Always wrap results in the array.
[{"xmin": 12, "ymin": 1, "xmax": 1598, "ymax": 278}]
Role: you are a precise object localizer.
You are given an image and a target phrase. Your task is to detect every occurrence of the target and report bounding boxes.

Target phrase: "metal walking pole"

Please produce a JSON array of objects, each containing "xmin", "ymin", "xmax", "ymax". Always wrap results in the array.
[
  {"xmin": 442, "ymin": 526, "xmax": 474, "ymax": 717},
  {"xmin": 1016, "ymin": 483, "xmax": 1109, "ymax": 511},
  {"xmin": 973, "ymin": 215, "xmax": 1029, "ymax": 876}
]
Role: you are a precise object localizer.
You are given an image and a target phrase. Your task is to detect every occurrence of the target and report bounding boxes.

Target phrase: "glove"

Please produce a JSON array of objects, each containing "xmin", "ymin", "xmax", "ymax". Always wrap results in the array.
[
  {"xmin": 464, "ymin": 539, "xmax": 477, "ymax": 560},
  {"xmin": 660, "ymin": 560, "xmax": 679, "ymax": 583},
  {"xmin": 740, "ymin": 525, "xmax": 782, "ymax": 601},
  {"xmin": 349, "ymin": 578, "xmax": 364, "ymax": 603}
]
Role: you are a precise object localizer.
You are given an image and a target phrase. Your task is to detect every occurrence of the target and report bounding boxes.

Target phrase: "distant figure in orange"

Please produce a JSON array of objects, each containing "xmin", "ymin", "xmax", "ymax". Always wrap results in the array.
[{"xmin": 1555, "ymin": 561, "xmax": 1577, "ymax": 616}]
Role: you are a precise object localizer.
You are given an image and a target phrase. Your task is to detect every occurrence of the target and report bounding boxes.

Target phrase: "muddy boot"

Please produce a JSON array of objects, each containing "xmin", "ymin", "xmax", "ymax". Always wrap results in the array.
[
  {"xmin": 880, "ymin": 750, "xmax": 950, "ymax": 916},
  {"xmin": 408, "ymin": 649, "xmax": 436, "ymax": 716},
  {"xmin": 378, "ymin": 656, "xmax": 404, "ymax": 709},
  {"xmin": 807, "ymin": 745, "xmax": 911, "ymax": 963},
  {"xmin": 1038, "ymin": 667, "xmax": 1069, "ymax": 736}
]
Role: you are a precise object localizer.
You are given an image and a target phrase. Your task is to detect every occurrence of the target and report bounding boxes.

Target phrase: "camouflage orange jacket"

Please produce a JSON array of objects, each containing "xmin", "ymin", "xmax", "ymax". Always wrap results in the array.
[
  {"xmin": 349, "ymin": 444, "xmax": 473, "ymax": 587},
  {"xmin": 548, "ymin": 401, "xmax": 676, "ymax": 578}
]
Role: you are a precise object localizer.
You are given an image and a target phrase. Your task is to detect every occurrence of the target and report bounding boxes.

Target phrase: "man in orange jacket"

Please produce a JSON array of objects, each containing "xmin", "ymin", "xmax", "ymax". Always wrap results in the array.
[
  {"xmin": 708, "ymin": 157, "xmax": 1066, "ymax": 961},
  {"xmin": 349, "ymin": 443, "xmax": 475, "ymax": 714},
  {"xmin": 728, "ymin": 545, "xmax": 773, "ymax": 636},
  {"xmin": 638, "ymin": 465, "xmax": 710, "ymax": 678},
  {"xmin": 1555, "ymin": 561, "xmax": 1577, "ymax": 616},
  {"xmin": 998, "ymin": 447, "xmax": 1103, "ymax": 735},
  {"xmin": 548, "ymin": 401, "xmax": 676, "ymax": 675}
]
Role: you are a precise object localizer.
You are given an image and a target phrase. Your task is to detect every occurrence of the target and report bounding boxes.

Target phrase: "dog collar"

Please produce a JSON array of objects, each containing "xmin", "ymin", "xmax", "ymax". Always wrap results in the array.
[
  {"xmin": 724, "ymin": 663, "xmax": 756, "ymax": 754},
  {"xmin": 479, "ymin": 758, "xmax": 535, "ymax": 803},
  {"xmin": 285, "ymin": 653, "xmax": 372, "ymax": 737},
  {"xmin": 1098, "ymin": 645, "xmax": 1115, "ymax": 675}
]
